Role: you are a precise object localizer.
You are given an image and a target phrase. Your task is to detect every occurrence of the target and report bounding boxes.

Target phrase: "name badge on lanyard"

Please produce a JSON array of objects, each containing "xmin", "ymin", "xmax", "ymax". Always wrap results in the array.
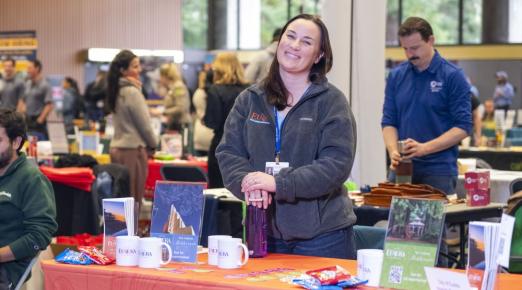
[
  {"xmin": 268, "ymin": 106, "xmax": 289, "ymax": 175},
  {"xmin": 265, "ymin": 162, "xmax": 289, "ymax": 176}
]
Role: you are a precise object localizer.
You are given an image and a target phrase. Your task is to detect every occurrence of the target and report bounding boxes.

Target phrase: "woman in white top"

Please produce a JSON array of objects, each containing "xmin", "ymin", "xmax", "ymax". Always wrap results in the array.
[{"xmin": 192, "ymin": 70, "xmax": 214, "ymax": 156}]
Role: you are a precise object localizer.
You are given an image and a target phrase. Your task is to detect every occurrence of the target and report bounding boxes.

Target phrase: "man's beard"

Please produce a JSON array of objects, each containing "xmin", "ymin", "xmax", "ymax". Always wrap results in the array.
[{"xmin": 0, "ymin": 145, "xmax": 14, "ymax": 171}]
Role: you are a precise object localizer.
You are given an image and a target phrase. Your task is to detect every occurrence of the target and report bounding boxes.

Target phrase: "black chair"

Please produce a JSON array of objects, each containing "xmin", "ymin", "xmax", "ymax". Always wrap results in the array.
[
  {"xmin": 200, "ymin": 193, "xmax": 244, "ymax": 247},
  {"xmin": 52, "ymin": 181, "xmax": 100, "ymax": 235},
  {"xmin": 353, "ymin": 225, "xmax": 386, "ymax": 251},
  {"xmin": 160, "ymin": 164, "xmax": 208, "ymax": 183},
  {"xmin": 200, "ymin": 194, "xmax": 220, "ymax": 247},
  {"xmin": 511, "ymin": 178, "xmax": 522, "ymax": 195}
]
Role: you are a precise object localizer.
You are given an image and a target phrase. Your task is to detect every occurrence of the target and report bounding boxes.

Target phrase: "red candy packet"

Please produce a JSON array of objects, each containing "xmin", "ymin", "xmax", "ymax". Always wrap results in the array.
[
  {"xmin": 305, "ymin": 265, "xmax": 351, "ymax": 285},
  {"xmin": 78, "ymin": 246, "xmax": 114, "ymax": 265}
]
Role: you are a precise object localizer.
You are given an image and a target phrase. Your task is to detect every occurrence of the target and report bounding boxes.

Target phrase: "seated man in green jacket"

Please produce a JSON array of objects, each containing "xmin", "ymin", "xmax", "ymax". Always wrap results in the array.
[{"xmin": 0, "ymin": 109, "xmax": 57, "ymax": 290}]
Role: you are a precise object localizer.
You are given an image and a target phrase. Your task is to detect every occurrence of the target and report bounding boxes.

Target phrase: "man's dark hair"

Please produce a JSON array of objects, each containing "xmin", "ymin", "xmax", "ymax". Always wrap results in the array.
[
  {"xmin": 30, "ymin": 59, "xmax": 43, "ymax": 72},
  {"xmin": 0, "ymin": 109, "xmax": 27, "ymax": 152},
  {"xmin": 2, "ymin": 57, "xmax": 15, "ymax": 67},
  {"xmin": 272, "ymin": 28, "xmax": 283, "ymax": 42},
  {"xmin": 398, "ymin": 17, "xmax": 433, "ymax": 42}
]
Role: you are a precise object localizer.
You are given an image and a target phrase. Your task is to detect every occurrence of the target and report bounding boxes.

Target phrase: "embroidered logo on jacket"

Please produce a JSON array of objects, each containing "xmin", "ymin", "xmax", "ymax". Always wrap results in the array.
[
  {"xmin": 249, "ymin": 112, "xmax": 270, "ymax": 124},
  {"xmin": 0, "ymin": 191, "xmax": 12, "ymax": 200},
  {"xmin": 430, "ymin": 80, "xmax": 443, "ymax": 92}
]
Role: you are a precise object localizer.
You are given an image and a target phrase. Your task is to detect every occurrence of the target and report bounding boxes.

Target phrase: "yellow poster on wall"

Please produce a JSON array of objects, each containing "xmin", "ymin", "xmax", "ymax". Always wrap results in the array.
[{"xmin": 0, "ymin": 30, "xmax": 37, "ymax": 71}]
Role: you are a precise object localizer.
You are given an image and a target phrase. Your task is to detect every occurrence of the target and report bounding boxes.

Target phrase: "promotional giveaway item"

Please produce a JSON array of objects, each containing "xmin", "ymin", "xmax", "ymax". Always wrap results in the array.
[
  {"xmin": 217, "ymin": 238, "xmax": 249, "ymax": 269},
  {"xmin": 464, "ymin": 170, "xmax": 491, "ymax": 206},
  {"xmin": 245, "ymin": 160, "xmax": 289, "ymax": 258},
  {"xmin": 138, "ymin": 237, "xmax": 172, "ymax": 268},
  {"xmin": 116, "ymin": 236, "xmax": 140, "ymax": 266},
  {"xmin": 207, "ymin": 235, "xmax": 232, "ymax": 266},
  {"xmin": 246, "ymin": 204, "xmax": 267, "ymax": 258},
  {"xmin": 357, "ymin": 249, "xmax": 384, "ymax": 287}
]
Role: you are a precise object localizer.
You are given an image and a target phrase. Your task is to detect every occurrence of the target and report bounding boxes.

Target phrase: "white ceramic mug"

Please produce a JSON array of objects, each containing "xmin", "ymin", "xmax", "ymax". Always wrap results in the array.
[
  {"xmin": 207, "ymin": 235, "xmax": 232, "ymax": 266},
  {"xmin": 357, "ymin": 249, "xmax": 384, "ymax": 287},
  {"xmin": 138, "ymin": 237, "xmax": 172, "ymax": 268},
  {"xmin": 217, "ymin": 238, "xmax": 249, "ymax": 269},
  {"xmin": 116, "ymin": 236, "xmax": 140, "ymax": 266}
]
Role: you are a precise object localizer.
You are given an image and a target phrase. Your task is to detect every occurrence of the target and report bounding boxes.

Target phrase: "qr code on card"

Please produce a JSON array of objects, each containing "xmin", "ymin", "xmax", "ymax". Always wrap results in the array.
[{"xmin": 388, "ymin": 265, "xmax": 403, "ymax": 284}]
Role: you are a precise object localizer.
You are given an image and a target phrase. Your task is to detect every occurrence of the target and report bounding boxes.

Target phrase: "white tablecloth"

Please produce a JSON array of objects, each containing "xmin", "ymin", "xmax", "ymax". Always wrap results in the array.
[{"xmin": 456, "ymin": 170, "xmax": 522, "ymax": 202}]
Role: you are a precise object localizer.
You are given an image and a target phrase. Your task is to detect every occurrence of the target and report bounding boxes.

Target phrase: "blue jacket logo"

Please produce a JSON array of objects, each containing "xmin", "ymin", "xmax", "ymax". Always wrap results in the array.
[{"xmin": 430, "ymin": 81, "xmax": 443, "ymax": 92}]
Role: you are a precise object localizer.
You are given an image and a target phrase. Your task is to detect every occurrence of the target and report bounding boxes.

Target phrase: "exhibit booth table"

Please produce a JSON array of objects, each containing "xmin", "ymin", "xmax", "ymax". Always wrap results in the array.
[
  {"xmin": 458, "ymin": 147, "xmax": 522, "ymax": 171},
  {"xmin": 42, "ymin": 253, "xmax": 522, "ymax": 290}
]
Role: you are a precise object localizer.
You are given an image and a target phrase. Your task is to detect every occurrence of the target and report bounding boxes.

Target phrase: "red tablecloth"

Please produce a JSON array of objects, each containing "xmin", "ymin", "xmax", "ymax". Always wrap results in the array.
[
  {"xmin": 145, "ymin": 159, "xmax": 208, "ymax": 196},
  {"xmin": 42, "ymin": 253, "xmax": 522, "ymax": 290}
]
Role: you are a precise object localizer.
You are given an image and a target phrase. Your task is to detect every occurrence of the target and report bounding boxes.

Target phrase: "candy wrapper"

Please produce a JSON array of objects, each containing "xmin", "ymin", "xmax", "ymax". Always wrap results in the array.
[
  {"xmin": 292, "ymin": 274, "xmax": 322, "ymax": 289},
  {"xmin": 55, "ymin": 248, "xmax": 93, "ymax": 265},
  {"xmin": 306, "ymin": 266, "xmax": 351, "ymax": 285},
  {"xmin": 291, "ymin": 266, "xmax": 367, "ymax": 289},
  {"xmin": 78, "ymin": 246, "xmax": 114, "ymax": 265},
  {"xmin": 292, "ymin": 275, "xmax": 368, "ymax": 289},
  {"xmin": 336, "ymin": 277, "xmax": 368, "ymax": 288}
]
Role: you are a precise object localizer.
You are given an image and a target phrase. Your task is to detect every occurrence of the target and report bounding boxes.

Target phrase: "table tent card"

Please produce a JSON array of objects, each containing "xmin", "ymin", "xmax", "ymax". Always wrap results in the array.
[
  {"xmin": 379, "ymin": 197, "xmax": 445, "ymax": 290},
  {"xmin": 150, "ymin": 181, "xmax": 205, "ymax": 263},
  {"xmin": 102, "ymin": 197, "xmax": 135, "ymax": 260},
  {"xmin": 424, "ymin": 267, "xmax": 472, "ymax": 290}
]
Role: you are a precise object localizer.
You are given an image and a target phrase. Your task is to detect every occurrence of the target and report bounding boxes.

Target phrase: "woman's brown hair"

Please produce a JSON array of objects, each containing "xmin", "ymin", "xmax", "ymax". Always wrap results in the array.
[{"xmin": 262, "ymin": 14, "xmax": 333, "ymax": 110}]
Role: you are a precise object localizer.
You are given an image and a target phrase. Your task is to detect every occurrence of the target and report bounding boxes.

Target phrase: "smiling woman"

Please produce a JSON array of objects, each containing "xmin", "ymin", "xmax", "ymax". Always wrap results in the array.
[{"xmin": 216, "ymin": 14, "xmax": 358, "ymax": 259}]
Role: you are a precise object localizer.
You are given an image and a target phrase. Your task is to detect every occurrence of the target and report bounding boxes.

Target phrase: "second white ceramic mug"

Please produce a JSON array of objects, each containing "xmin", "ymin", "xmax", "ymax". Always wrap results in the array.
[
  {"xmin": 217, "ymin": 238, "xmax": 249, "ymax": 269},
  {"xmin": 207, "ymin": 235, "xmax": 232, "ymax": 266},
  {"xmin": 138, "ymin": 237, "xmax": 172, "ymax": 268}
]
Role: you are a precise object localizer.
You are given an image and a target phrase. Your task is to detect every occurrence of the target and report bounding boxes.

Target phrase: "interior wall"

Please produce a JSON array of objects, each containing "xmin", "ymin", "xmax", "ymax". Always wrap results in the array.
[
  {"xmin": 459, "ymin": 60, "xmax": 522, "ymax": 109},
  {"xmin": 349, "ymin": 0, "xmax": 387, "ymax": 187},
  {"xmin": 0, "ymin": 0, "xmax": 183, "ymax": 91},
  {"xmin": 322, "ymin": 0, "xmax": 387, "ymax": 187}
]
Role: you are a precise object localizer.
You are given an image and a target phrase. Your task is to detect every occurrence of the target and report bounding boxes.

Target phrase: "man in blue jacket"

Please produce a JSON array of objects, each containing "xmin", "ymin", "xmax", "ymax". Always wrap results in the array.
[{"xmin": 381, "ymin": 17, "xmax": 472, "ymax": 195}]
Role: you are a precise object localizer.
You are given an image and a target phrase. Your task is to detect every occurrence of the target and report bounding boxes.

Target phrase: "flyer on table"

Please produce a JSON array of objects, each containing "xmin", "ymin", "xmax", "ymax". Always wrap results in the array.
[{"xmin": 379, "ymin": 197, "xmax": 445, "ymax": 290}]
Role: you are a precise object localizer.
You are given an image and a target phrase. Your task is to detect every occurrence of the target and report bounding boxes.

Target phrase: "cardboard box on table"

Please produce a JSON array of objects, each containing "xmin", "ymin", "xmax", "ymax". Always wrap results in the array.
[{"xmin": 464, "ymin": 171, "xmax": 491, "ymax": 206}]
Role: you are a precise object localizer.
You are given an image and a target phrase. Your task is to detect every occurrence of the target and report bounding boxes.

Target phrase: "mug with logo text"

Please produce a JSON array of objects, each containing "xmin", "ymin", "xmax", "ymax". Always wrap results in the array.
[
  {"xmin": 138, "ymin": 237, "xmax": 172, "ymax": 268},
  {"xmin": 207, "ymin": 235, "xmax": 232, "ymax": 266},
  {"xmin": 357, "ymin": 249, "xmax": 384, "ymax": 287},
  {"xmin": 116, "ymin": 236, "xmax": 140, "ymax": 266},
  {"xmin": 217, "ymin": 237, "xmax": 249, "ymax": 269}
]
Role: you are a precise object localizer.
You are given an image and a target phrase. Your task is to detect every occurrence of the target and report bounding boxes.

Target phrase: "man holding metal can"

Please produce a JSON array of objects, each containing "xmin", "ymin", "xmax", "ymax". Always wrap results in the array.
[{"xmin": 381, "ymin": 17, "xmax": 472, "ymax": 195}]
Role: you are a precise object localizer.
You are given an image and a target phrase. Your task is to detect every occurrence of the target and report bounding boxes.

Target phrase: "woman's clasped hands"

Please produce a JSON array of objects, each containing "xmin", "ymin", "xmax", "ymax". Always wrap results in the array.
[{"xmin": 241, "ymin": 171, "xmax": 276, "ymax": 209}]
